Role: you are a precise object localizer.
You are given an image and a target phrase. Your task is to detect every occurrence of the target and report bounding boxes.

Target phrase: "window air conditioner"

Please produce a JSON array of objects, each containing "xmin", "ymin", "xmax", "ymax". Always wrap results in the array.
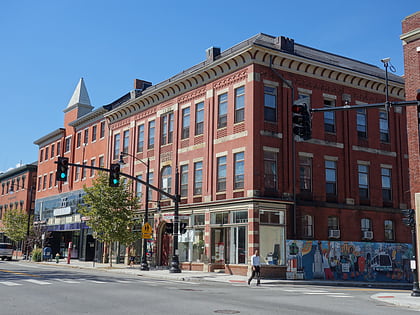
[
  {"xmin": 363, "ymin": 231, "xmax": 373, "ymax": 240},
  {"xmin": 328, "ymin": 229, "xmax": 340, "ymax": 239}
]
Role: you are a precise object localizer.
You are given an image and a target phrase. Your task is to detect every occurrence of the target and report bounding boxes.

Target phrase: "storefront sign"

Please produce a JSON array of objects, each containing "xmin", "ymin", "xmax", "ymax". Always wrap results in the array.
[{"xmin": 53, "ymin": 207, "xmax": 71, "ymax": 216}]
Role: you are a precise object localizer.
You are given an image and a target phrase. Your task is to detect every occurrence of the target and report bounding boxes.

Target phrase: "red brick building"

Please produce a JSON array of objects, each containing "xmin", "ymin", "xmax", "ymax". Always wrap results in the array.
[
  {"xmin": 0, "ymin": 163, "xmax": 37, "ymax": 247},
  {"xmin": 34, "ymin": 34, "xmax": 412, "ymax": 279},
  {"xmin": 401, "ymin": 12, "xmax": 420, "ymax": 206},
  {"xmin": 104, "ymin": 34, "xmax": 410, "ymax": 276}
]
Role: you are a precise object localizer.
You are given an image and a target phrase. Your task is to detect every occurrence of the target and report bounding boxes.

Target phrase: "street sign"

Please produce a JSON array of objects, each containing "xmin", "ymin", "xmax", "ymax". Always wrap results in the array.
[{"xmin": 142, "ymin": 222, "xmax": 153, "ymax": 239}]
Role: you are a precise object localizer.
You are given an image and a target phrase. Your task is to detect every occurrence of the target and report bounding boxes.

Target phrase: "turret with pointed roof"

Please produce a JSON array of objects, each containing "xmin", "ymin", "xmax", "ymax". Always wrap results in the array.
[{"xmin": 63, "ymin": 78, "xmax": 93, "ymax": 119}]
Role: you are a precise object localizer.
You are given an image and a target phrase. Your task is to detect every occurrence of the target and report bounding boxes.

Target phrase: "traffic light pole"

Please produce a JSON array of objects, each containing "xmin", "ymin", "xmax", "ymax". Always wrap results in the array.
[
  {"xmin": 310, "ymin": 100, "xmax": 419, "ymax": 113},
  {"xmin": 55, "ymin": 160, "xmax": 182, "ymax": 273}
]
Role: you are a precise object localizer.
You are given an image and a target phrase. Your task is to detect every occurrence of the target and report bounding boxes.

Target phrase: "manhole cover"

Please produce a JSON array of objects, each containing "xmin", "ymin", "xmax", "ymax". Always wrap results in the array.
[{"xmin": 214, "ymin": 311, "xmax": 240, "ymax": 314}]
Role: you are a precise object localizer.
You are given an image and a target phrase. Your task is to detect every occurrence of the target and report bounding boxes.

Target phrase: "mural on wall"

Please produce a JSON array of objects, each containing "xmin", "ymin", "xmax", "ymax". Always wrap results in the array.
[{"xmin": 286, "ymin": 240, "xmax": 413, "ymax": 283}]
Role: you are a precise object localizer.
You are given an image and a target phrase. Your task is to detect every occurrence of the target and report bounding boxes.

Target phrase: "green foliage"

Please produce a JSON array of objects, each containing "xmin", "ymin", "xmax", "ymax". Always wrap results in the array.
[
  {"xmin": 78, "ymin": 172, "xmax": 141, "ymax": 247},
  {"xmin": 1, "ymin": 208, "xmax": 28, "ymax": 242},
  {"xmin": 32, "ymin": 248, "xmax": 42, "ymax": 262}
]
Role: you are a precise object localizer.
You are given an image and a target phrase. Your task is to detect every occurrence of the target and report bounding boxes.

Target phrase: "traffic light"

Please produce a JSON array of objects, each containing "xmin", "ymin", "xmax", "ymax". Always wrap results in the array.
[
  {"xmin": 56, "ymin": 157, "xmax": 69, "ymax": 182},
  {"xmin": 402, "ymin": 209, "xmax": 415, "ymax": 228},
  {"xmin": 165, "ymin": 222, "xmax": 173, "ymax": 234},
  {"xmin": 109, "ymin": 163, "xmax": 120, "ymax": 187},
  {"xmin": 180, "ymin": 222, "xmax": 187, "ymax": 234},
  {"xmin": 292, "ymin": 100, "xmax": 312, "ymax": 140}
]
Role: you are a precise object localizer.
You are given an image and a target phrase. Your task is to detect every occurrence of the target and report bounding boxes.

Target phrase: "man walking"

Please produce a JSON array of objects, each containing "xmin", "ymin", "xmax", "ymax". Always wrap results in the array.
[{"xmin": 248, "ymin": 249, "xmax": 261, "ymax": 286}]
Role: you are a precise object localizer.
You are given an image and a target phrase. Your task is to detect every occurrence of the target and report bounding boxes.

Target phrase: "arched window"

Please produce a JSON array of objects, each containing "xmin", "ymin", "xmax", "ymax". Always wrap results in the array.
[{"xmin": 161, "ymin": 166, "xmax": 172, "ymax": 198}]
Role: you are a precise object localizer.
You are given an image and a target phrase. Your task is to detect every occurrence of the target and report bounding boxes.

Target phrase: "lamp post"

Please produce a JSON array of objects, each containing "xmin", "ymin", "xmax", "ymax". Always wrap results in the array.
[
  {"xmin": 169, "ymin": 168, "xmax": 181, "ymax": 273},
  {"xmin": 119, "ymin": 152, "xmax": 150, "ymax": 271}
]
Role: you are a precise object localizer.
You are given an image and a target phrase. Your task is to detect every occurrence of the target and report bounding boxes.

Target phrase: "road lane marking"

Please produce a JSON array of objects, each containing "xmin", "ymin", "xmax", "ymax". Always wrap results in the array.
[
  {"xmin": 24, "ymin": 279, "xmax": 51, "ymax": 285},
  {"xmin": 0, "ymin": 269, "xmax": 41, "ymax": 277},
  {"xmin": 53, "ymin": 278, "xmax": 81, "ymax": 284}
]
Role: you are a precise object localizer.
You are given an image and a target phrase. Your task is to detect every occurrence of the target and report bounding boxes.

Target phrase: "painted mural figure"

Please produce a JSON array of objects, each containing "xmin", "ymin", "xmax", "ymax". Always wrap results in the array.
[{"xmin": 286, "ymin": 240, "xmax": 412, "ymax": 283}]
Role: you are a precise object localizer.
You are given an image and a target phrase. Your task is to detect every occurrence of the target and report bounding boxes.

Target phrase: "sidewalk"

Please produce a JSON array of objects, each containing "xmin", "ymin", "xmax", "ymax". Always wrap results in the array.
[{"xmin": 24, "ymin": 258, "xmax": 420, "ymax": 311}]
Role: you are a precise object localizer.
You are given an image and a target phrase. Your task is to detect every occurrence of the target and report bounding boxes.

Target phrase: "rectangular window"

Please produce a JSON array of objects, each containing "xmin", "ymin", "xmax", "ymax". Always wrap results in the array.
[
  {"xmin": 181, "ymin": 107, "xmax": 190, "ymax": 139},
  {"xmin": 51, "ymin": 144, "xmax": 55, "ymax": 158},
  {"xmin": 82, "ymin": 161, "xmax": 87, "ymax": 179},
  {"xmin": 328, "ymin": 216, "xmax": 339, "ymax": 230},
  {"xmin": 381, "ymin": 167, "xmax": 392, "ymax": 202},
  {"xmin": 65, "ymin": 137, "xmax": 71, "ymax": 153},
  {"xmin": 180, "ymin": 164, "xmax": 188, "ymax": 197},
  {"xmin": 195, "ymin": 102, "xmax": 204, "ymax": 135},
  {"xmin": 325, "ymin": 160, "xmax": 337, "ymax": 195},
  {"xmin": 358, "ymin": 164, "xmax": 369, "ymax": 200},
  {"xmin": 76, "ymin": 132, "xmax": 81, "ymax": 148},
  {"xmin": 361, "ymin": 218, "xmax": 372, "ymax": 232},
  {"xmin": 100, "ymin": 121, "xmax": 106, "ymax": 138},
  {"xmin": 357, "ymin": 109, "xmax": 367, "ymax": 138},
  {"xmin": 379, "ymin": 110, "xmax": 389, "ymax": 142},
  {"xmin": 90, "ymin": 158, "xmax": 96, "ymax": 177},
  {"xmin": 99, "ymin": 156, "xmax": 104, "ymax": 168},
  {"xmin": 48, "ymin": 173, "xmax": 53, "ymax": 188},
  {"xmin": 218, "ymin": 93, "xmax": 228, "ymax": 128},
  {"xmin": 161, "ymin": 113, "xmax": 174, "ymax": 145},
  {"xmin": 43, "ymin": 175, "xmax": 47, "ymax": 190},
  {"xmin": 148, "ymin": 172, "xmax": 153, "ymax": 200},
  {"xmin": 264, "ymin": 86, "xmax": 276, "ymax": 122},
  {"xmin": 92, "ymin": 125, "xmax": 97, "ymax": 142},
  {"xmin": 45, "ymin": 147, "xmax": 49, "ymax": 161},
  {"xmin": 56, "ymin": 141, "xmax": 61, "ymax": 156},
  {"xmin": 113, "ymin": 134, "xmax": 120, "ymax": 160},
  {"xmin": 324, "ymin": 99, "xmax": 336, "ymax": 133},
  {"xmin": 303, "ymin": 215, "xmax": 313, "ymax": 237},
  {"xmin": 234, "ymin": 152, "xmax": 244, "ymax": 189},
  {"xmin": 384, "ymin": 220, "xmax": 394, "ymax": 241},
  {"xmin": 40, "ymin": 149, "xmax": 44, "ymax": 162},
  {"xmin": 122, "ymin": 130, "xmax": 130, "ymax": 154},
  {"xmin": 194, "ymin": 161, "xmax": 203, "ymax": 195},
  {"xmin": 264, "ymin": 151, "xmax": 277, "ymax": 191},
  {"xmin": 137, "ymin": 124, "xmax": 144, "ymax": 153},
  {"xmin": 217, "ymin": 156, "xmax": 227, "ymax": 192},
  {"xmin": 84, "ymin": 129, "xmax": 89, "ymax": 144},
  {"xmin": 136, "ymin": 174, "xmax": 142, "ymax": 199},
  {"xmin": 260, "ymin": 210, "xmax": 284, "ymax": 224},
  {"xmin": 234, "ymin": 86, "xmax": 245, "ymax": 123},
  {"xmin": 148, "ymin": 120, "xmax": 155, "ymax": 149},
  {"xmin": 75, "ymin": 164, "xmax": 80, "ymax": 181},
  {"xmin": 299, "ymin": 156, "xmax": 312, "ymax": 192}
]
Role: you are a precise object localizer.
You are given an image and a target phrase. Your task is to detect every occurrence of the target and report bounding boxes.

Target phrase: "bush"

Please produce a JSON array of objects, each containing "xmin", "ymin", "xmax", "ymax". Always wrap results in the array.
[{"xmin": 31, "ymin": 248, "xmax": 42, "ymax": 262}]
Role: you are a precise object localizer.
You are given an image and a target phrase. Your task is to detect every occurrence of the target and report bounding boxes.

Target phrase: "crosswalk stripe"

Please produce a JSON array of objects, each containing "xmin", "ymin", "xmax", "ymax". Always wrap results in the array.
[
  {"xmin": 24, "ymin": 279, "xmax": 51, "ymax": 285},
  {"xmin": 88, "ymin": 280, "xmax": 107, "ymax": 283},
  {"xmin": 53, "ymin": 278, "xmax": 81, "ymax": 283},
  {"xmin": 0, "ymin": 281, "xmax": 22, "ymax": 286}
]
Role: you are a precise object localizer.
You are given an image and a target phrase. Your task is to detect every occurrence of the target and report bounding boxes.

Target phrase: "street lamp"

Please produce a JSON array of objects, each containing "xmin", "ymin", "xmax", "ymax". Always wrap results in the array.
[{"xmin": 119, "ymin": 152, "xmax": 150, "ymax": 271}]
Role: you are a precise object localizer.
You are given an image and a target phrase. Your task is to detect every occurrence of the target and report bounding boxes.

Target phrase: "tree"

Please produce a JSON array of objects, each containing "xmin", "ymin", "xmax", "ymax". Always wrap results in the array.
[
  {"xmin": 2, "ymin": 208, "xmax": 28, "ymax": 244},
  {"xmin": 78, "ymin": 172, "xmax": 140, "ymax": 267}
]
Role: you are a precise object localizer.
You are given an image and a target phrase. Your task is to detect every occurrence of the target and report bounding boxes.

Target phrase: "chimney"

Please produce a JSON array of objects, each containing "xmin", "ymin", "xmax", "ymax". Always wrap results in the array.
[
  {"xmin": 206, "ymin": 46, "xmax": 221, "ymax": 61},
  {"xmin": 275, "ymin": 36, "xmax": 294, "ymax": 53}
]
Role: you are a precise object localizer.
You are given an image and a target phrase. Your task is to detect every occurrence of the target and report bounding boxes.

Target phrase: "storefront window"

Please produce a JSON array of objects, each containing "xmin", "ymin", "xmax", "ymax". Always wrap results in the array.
[
  {"xmin": 178, "ymin": 215, "xmax": 205, "ymax": 263},
  {"xmin": 259, "ymin": 210, "xmax": 285, "ymax": 266}
]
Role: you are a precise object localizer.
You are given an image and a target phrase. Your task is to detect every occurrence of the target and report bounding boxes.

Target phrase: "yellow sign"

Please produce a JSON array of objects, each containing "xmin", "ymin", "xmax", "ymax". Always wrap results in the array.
[
  {"xmin": 142, "ymin": 222, "xmax": 152, "ymax": 234},
  {"xmin": 141, "ymin": 222, "xmax": 153, "ymax": 239}
]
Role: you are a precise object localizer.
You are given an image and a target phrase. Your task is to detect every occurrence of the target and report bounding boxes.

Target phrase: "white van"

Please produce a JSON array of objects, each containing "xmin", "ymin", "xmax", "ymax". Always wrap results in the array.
[{"xmin": 0, "ymin": 243, "xmax": 13, "ymax": 261}]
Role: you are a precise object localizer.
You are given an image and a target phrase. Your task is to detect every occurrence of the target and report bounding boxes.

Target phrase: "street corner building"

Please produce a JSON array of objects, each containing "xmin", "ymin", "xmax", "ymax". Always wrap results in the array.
[{"xmin": 30, "ymin": 30, "xmax": 417, "ymax": 282}]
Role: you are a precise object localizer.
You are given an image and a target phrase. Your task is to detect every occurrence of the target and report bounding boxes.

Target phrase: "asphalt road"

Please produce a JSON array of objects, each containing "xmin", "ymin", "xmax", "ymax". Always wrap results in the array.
[{"xmin": 0, "ymin": 261, "xmax": 415, "ymax": 315}]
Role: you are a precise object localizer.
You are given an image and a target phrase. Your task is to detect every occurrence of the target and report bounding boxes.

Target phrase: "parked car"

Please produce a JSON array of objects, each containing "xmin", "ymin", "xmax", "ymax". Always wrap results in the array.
[{"xmin": 0, "ymin": 243, "xmax": 13, "ymax": 261}]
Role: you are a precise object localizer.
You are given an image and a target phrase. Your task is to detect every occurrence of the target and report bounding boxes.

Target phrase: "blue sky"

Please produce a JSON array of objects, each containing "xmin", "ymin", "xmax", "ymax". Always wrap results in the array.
[{"xmin": 0, "ymin": 1, "xmax": 418, "ymax": 172}]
